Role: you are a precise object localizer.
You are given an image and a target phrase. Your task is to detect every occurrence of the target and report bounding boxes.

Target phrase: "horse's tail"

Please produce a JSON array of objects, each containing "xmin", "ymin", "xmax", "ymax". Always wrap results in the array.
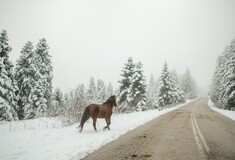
[{"xmin": 79, "ymin": 106, "xmax": 90, "ymax": 128}]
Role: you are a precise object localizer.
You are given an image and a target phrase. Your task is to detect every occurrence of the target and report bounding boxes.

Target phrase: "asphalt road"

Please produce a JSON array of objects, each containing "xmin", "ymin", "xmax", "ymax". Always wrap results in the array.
[{"xmin": 82, "ymin": 97, "xmax": 235, "ymax": 160}]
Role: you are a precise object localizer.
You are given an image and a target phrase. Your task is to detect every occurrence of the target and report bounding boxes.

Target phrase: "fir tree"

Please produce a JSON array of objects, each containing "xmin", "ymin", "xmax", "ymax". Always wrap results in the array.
[
  {"xmin": 96, "ymin": 79, "xmax": 106, "ymax": 103},
  {"xmin": 118, "ymin": 57, "xmax": 135, "ymax": 112},
  {"xmin": 171, "ymin": 70, "xmax": 185, "ymax": 103},
  {"xmin": 210, "ymin": 38, "xmax": 235, "ymax": 110},
  {"xmin": 87, "ymin": 77, "xmax": 97, "ymax": 103},
  {"xmin": 181, "ymin": 68, "xmax": 197, "ymax": 99},
  {"xmin": 49, "ymin": 87, "xmax": 65, "ymax": 116},
  {"xmin": 0, "ymin": 30, "xmax": 18, "ymax": 121},
  {"xmin": 33, "ymin": 38, "xmax": 53, "ymax": 117},
  {"xmin": 118, "ymin": 58, "xmax": 147, "ymax": 112},
  {"xmin": 129, "ymin": 61, "xmax": 147, "ymax": 111},
  {"xmin": 220, "ymin": 40, "xmax": 235, "ymax": 110},
  {"xmin": 210, "ymin": 56, "xmax": 224, "ymax": 108},
  {"xmin": 53, "ymin": 88, "xmax": 64, "ymax": 105},
  {"xmin": 106, "ymin": 82, "xmax": 114, "ymax": 99},
  {"xmin": 118, "ymin": 57, "xmax": 135, "ymax": 104},
  {"xmin": 75, "ymin": 84, "xmax": 87, "ymax": 112},
  {"xmin": 63, "ymin": 84, "xmax": 87, "ymax": 125},
  {"xmin": 157, "ymin": 62, "xmax": 174, "ymax": 107},
  {"xmin": 146, "ymin": 74, "xmax": 158, "ymax": 109},
  {"xmin": 15, "ymin": 41, "xmax": 36, "ymax": 119}
]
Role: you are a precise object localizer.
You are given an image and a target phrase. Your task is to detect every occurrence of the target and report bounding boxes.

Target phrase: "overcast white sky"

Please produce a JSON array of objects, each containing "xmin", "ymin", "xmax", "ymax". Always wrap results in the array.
[{"xmin": 1, "ymin": 0, "xmax": 235, "ymax": 93}]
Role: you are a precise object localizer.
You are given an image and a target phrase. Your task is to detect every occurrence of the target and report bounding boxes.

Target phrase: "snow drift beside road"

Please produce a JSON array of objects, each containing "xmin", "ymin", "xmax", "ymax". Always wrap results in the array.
[
  {"xmin": 208, "ymin": 99, "xmax": 235, "ymax": 121},
  {"xmin": 0, "ymin": 100, "xmax": 193, "ymax": 160}
]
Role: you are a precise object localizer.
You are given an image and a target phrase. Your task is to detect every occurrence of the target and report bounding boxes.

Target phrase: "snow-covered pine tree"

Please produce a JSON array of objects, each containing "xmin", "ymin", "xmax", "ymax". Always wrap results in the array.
[
  {"xmin": 106, "ymin": 82, "xmax": 114, "ymax": 99},
  {"xmin": 210, "ymin": 38, "xmax": 235, "ymax": 110},
  {"xmin": 63, "ymin": 89, "xmax": 78, "ymax": 124},
  {"xmin": 63, "ymin": 84, "xmax": 88, "ymax": 125},
  {"xmin": 210, "ymin": 55, "xmax": 224, "ymax": 108},
  {"xmin": 157, "ymin": 62, "xmax": 174, "ymax": 107},
  {"xmin": 129, "ymin": 61, "xmax": 147, "ymax": 111},
  {"xmin": 171, "ymin": 70, "xmax": 185, "ymax": 103},
  {"xmin": 15, "ymin": 41, "xmax": 37, "ymax": 119},
  {"xmin": 146, "ymin": 74, "xmax": 158, "ymax": 109},
  {"xmin": 181, "ymin": 67, "xmax": 197, "ymax": 99},
  {"xmin": 118, "ymin": 57, "xmax": 135, "ymax": 112},
  {"xmin": 31, "ymin": 80, "xmax": 47, "ymax": 118},
  {"xmin": 118, "ymin": 58, "xmax": 147, "ymax": 112},
  {"xmin": 216, "ymin": 55, "xmax": 228, "ymax": 108},
  {"xmin": 64, "ymin": 92, "xmax": 69, "ymax": 108},
  {"xmin": 221, "ymin": 39, "xmax": 235, "ymax": 110},
  {"xmin": 75, "ymin": 84, "xmax": 88, "ymax": 121},
  {"xmin": 0, "ymin": 30, "xmax": 18, "ymax": 121},
  {"xmin": 87, "ymin": 77, "xmax": 97, "ymax": 103},
  {"xmin": 33, "ymin": 38, "xmax": 53, "ymax": 117},
  {"xmin": 96, "ymin": 79, "xmax": 106, "ymax": 103},
  {"xmin": 53, "ymin": 88, "xmax": 64, "ymax": 106},
  {"xmin": 118, "ymin": 57, "xmax": 135, "ymax": 104},
  {"xmin": 49, "ymin": 87, "xmax": 65, "ymax": 116},
  {"xmin": 75, "ymin": 84, "xmax": 87, "ymax": 112}
]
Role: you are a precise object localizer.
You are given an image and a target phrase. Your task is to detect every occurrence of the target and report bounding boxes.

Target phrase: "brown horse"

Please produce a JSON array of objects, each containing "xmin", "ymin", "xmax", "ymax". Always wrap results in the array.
[{"xmin": 79, "ymin": 95, "xmax": 117, "ymax": 132}]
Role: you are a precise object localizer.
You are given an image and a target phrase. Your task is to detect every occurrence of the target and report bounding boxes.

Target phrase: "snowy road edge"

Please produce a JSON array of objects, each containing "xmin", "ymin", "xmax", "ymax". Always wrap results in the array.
[{"xmin": 208, "ymin": 98, "xmax": 235, "ymax": 121}]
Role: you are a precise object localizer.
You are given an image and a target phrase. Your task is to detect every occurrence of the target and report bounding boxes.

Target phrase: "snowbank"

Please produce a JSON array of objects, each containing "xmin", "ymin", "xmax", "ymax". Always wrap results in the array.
[
  {"xmin": 0, "ymin": 100, "xmax": 193, "ymax": 160},
  {"xmin": 0, "ymin": 117, "xmax": 63, "ymax": 133},
  {"xmin": 208, "ymin": 98, "xmax": 235, "ymax": 121}
]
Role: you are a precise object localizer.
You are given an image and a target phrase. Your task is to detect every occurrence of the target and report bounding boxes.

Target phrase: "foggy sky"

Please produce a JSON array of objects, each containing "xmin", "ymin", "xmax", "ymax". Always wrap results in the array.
[{"xmin": 1, "ymin": 0, "xmax": 235, "ymax": 93}]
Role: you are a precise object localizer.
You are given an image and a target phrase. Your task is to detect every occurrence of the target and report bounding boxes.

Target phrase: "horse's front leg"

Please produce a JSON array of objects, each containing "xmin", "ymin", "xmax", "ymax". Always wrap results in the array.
[
  {"xmin": 103, "ymin": 118, "xmax": 108, "ymax": 130},
  {"xmin": 103, "ymin": 118, "xmax": 111, "ymax": 130}
]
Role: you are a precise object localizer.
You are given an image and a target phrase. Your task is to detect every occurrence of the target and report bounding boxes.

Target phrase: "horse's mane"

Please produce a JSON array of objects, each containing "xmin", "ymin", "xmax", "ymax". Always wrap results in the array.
[
  {"xmin": 103, "ymin": 98, "xmax": 112, "ymax": 105},
  {"xmin": 103, "ymin": 96, "xmax": 114, "ymax": 105}
]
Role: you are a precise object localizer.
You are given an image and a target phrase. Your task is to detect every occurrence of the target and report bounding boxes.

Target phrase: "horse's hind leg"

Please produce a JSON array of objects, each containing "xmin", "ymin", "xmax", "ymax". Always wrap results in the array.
[
  {"xmin": 79, "ymin": 116, "xmax": 90, "ymax": 133},
  {"xmin": 92, "ymin": 117, "xmax": 97, "ymax": 131},
  {"xmin": 107, "ymin": 118, "xmax": 111, "ymax": 130}
]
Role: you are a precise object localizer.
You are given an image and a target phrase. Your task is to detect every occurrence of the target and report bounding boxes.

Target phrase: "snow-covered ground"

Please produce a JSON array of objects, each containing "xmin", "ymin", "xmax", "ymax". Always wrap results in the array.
[
  {"xmin": 208, "ymin": 98, "xmax": 235, "ymax": 121},
  {"xmin": 0, "ymin": 100, "xmax": 193, "ymax": 160}
]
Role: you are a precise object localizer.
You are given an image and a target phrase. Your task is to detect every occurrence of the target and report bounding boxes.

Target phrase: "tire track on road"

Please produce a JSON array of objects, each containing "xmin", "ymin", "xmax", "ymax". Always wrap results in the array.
[
  {"xmin": 191, "ymin": 103, "xmax": 212, "ymax": 159},
  {"xmin": 191, "ymin": 112, "xmax": 206, "ymax": 159}
]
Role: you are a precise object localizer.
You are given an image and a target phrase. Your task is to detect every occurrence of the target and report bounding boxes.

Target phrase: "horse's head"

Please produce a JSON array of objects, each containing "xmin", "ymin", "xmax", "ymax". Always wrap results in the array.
[
  {"xmin": 111, "ymin": 95, "xmax": 117, "ymax": 107},
  {"xmin": 103, "ymin": 95, "xmax": 117, "ymax": 107},
  {"xmin": 105, "ymin": 95, "xmax": 117, "ymax": 107}
]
